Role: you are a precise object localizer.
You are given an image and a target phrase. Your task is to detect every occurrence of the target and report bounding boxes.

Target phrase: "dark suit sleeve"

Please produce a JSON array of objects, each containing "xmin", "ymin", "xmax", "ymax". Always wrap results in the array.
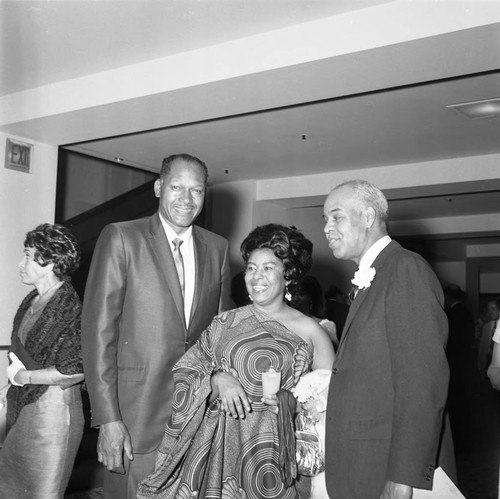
[
  {"xmin": 385, "ymin": 254, "xmax": 449, "ymax": 487},
  {"xmin": 81, "ymin": 224, "xmax": 127, "ymax": 427},
  {"xmin": 218, "ymin": 241, "xmax": 233, "ymax": 313}
]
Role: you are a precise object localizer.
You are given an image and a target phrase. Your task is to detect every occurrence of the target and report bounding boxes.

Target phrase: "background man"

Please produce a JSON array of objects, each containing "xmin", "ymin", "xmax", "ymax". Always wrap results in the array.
[
  {"xmin": 322, "ymin": 179, "xmax": 455, "ymax": 499},
  {"xmin": 82, "ymin": 153, "xmax": 231, "ymax": 498},
  {"xmin": 444, "ymin": 284, "xmax": 476, "ymax": 453},
  {"xmin": 478, "ymin": 297, "xmax": 500, "ymax": 377},
  {"xmin": 324, "ymin": 284, "xmax": 349, "ymax": 341}
]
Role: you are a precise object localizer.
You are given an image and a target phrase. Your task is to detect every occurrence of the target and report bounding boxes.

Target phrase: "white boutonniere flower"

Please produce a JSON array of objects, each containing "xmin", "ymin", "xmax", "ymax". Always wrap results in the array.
[{"xmin": 351, "ymin": 266, "xmax": 376, "ymax": 290}]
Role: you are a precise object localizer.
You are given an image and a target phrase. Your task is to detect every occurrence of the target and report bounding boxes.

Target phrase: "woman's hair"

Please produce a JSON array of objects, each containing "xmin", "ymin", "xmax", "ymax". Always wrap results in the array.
[
  {"xmin": 240, "ymin": 224, "xmax": 313, "ymax": 285},
  {"xmin": 24, "ymin": 223, "xmax": 81, "ymax": 279}
]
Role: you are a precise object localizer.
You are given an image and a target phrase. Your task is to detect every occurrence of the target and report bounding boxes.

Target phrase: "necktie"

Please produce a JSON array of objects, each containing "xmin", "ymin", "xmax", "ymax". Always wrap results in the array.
[
  {"xmin": 172, "ymin": 238, "xmax": 185, "ymax": 297},
  {"xmin": 348, "ymin": 284, "xmax": 358, "ymax": 305}
]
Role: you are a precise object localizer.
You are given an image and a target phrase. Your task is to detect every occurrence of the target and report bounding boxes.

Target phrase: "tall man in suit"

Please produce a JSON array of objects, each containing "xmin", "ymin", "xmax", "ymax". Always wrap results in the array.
[
  {"xmin": 82, "ymin": 153, "xmax": 231, "ymax": 498},
  {"xmin": 322, "ymin": 180, "xmax": 455, "ymax": 499}
]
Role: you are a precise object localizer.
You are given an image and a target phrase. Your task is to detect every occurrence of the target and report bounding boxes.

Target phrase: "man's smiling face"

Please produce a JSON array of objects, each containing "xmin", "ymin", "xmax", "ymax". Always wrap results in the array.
[{"xmin": 323, "ymin": 186, "xmax": 370, "ymax": 265}]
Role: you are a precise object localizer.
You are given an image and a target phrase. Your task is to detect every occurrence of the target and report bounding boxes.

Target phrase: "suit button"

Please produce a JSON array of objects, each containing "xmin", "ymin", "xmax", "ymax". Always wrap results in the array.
[{"xmin": 332, "ymin": 368, "xmax": 339, "ymax": 374}]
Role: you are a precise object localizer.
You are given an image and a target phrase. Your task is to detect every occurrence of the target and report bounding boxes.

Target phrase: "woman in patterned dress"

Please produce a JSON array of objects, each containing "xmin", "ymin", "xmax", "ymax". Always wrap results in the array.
[
  {"xmin": 0, "ymin": 224, "xmax": 85, "ymax": 498},
  {"xmin": 138, "ymin": 224, "xmax": 335, "ymax": 499}
]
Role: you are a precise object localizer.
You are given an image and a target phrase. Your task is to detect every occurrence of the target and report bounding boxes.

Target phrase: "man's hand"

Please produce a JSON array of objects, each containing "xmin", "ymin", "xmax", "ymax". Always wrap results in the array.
[
  {"xmin": 380, "ymin": 481, "xmax": 413, "ymax": 499},
  {"xmin": 211, "ymin": 371, "xmax": 251, "ymax": 419},
  {"xmin": 97, "ymin": 421, "xmax": 133, "ymax": 473}
]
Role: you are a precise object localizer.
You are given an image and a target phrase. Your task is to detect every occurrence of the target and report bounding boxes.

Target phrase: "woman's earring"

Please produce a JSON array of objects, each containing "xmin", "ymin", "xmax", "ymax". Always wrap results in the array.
[
  {"xmin": 248, "ymin": 294, "xmax": 253, "ymax": 302},
  {"xmin": 285, "ymin": 286, "xmax": 292, "ymax": 302}
]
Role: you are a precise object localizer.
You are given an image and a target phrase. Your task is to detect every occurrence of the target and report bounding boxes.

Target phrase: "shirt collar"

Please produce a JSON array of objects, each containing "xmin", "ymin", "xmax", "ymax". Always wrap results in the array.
[
  {"xmin": 159, "ymin": 214, "xmax": 193, "ymax": 245},
  {"xmin": 359, "ymin": 235, "xmax": 391, "ymax": 269}
]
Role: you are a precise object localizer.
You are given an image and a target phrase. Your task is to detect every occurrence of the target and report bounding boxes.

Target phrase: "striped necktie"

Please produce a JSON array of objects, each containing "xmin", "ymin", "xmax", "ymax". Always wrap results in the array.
[{"xmin": 172, "ymin": 238, "xmax": 185, "ymax": 297}]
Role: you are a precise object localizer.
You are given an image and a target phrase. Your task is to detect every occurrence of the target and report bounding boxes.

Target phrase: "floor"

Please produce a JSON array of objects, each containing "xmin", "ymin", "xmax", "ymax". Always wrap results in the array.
[{"xmin": 64, "ymin": 354, "xmax": 500, "ymax": 499}]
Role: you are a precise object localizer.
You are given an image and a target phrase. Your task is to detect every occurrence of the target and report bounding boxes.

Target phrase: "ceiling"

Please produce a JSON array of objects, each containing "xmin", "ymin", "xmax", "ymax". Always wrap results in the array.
[
  {"xmin": 1, "ymin": 0, "xmax": 500, "ymax": 266},
  {"xmin": 0, "ymin": 0, "xmax": 390, "ymax": 96}
]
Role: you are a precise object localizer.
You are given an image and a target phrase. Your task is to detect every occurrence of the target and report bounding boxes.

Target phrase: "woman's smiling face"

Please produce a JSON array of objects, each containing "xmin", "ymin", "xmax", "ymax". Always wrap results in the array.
[{"xmin": 244, "ymin": 248, "xmax": 287, "ymax": 307}]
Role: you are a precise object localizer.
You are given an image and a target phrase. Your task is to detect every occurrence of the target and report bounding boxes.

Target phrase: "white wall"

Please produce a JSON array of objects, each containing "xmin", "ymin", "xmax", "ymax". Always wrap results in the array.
[
  {"xmin": 0, "ymin": 132, "xmax": 58, "ymax": 439},
  {"xmin": 433, "ymin": 261, "xmax": 467, "ymax": 290},
  {"xmin": 481, "ymin": 273, "xmax": 500, "ymax": 295}
]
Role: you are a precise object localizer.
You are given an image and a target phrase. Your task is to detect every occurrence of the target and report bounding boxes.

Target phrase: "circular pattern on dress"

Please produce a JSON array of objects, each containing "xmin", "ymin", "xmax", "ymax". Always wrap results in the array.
[
  {"xmin": 223, "ymin": 330, "xmax": 296, "ymax": 401},
  {"xmin": 170, "ymin": 369, "xmax": 199, "ymax": 429},
  {"xmin": 239, "ymin": 433, "xmax": 297, "ymax": 499}
]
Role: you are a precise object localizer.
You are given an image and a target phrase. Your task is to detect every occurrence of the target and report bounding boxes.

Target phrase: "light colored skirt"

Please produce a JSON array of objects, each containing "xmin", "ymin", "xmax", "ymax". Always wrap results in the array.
[{"xmin": 0, "ymin": 384, "xmax": 84, "ymax": 498}]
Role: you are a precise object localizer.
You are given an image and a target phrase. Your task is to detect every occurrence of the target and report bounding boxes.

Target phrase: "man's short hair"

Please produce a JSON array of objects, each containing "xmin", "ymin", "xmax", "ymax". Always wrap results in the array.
[
  {"xmin": 160, "ymin": 153, "xmax": 208, "ymax": 185},
  {"xmin": 334, "ymin": 179, "xmax": 389, "ymax": 220}
]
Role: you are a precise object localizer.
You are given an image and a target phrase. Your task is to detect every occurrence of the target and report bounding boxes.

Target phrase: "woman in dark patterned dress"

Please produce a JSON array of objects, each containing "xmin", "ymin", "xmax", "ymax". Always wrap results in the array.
[
  {"xmin": 0, "ymin": 224, "xmax": 85, "ymax": 498},
  {"xmin": 138, "ymin": 224, "xmax": 335, "ymax": 499}
]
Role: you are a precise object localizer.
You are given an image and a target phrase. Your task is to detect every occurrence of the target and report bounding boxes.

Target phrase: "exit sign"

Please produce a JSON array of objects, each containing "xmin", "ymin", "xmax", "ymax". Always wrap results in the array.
[{"xmin": 5, "ymin": 138, "xmax": 33, "ymax": 173}]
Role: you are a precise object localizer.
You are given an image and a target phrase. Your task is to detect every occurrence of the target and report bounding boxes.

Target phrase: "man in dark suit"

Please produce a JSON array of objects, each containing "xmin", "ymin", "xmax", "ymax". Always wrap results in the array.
[
  {"xmin": 82, "ymin": 153, "xmax": 231, "ymax": 498},
  {"xmin": 443, "ymin": 284, "xmax": 476, "ymax": 453},
  {"xmin": 322, "ymin": 180, "xmax": 455, "ymax": 498}
]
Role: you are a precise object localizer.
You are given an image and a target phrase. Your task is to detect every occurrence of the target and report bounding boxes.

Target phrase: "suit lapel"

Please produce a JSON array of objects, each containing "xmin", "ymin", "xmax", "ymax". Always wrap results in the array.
[
  {"xmin": 147, "ymin": 214, "xmax": 185, "ymax": 325},
  {"xmin": 336, "ymin": 241, "xmax": 400, "ymax": 355},
  {"xmin": 189, "ymin": 227, "xmax": 207, "ymax": 327},
  {"xmin": 337, "ymin": 287, "xmax": 368, "ymax": 353}
]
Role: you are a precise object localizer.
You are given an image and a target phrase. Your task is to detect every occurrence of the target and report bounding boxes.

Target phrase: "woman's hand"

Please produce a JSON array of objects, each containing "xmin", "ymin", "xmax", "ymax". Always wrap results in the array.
[
  {"xmin": 262, "ymin": 393, "xmax": 279, "ymax": 414},
  {"xmin": 6, "ymin": 357, "xmax": 85, "ymax": 388},
  {"xmin": 7, "ymin": 352, "xmax": 27, "ymax": 386},
  {"xmin": 211, "ymin": 371, "xmax": 252, "ymax": 419}
]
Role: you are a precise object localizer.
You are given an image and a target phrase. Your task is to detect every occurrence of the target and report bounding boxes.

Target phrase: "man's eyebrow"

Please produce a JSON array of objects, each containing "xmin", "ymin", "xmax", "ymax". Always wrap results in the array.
[{"xmin": 325, "ymin": 207, "xmax": 342, "ymax": 215}]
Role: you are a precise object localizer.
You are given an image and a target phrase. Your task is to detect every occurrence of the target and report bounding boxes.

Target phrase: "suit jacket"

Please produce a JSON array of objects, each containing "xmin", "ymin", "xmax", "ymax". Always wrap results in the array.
[
  {"xmin": 324, "ymin": 299, "xmax": 350, "ymax": 341},
  {"xmin": 81, "ymin": 213, "xmax": 231, "ymax": 453},
  {"xmin": 325, "ymin": 241, "xmax": 454, "ymax": 498}
]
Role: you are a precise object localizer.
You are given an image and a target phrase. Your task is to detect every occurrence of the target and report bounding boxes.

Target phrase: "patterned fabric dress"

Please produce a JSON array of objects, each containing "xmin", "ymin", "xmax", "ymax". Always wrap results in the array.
[{"xmin": 138, "ymin": 305, "xmax": 313, "ymax": 499}]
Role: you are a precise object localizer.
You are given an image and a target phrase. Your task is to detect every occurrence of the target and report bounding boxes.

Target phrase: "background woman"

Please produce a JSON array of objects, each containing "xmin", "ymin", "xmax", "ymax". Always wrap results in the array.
[
  {"xmin": 290, "ymin": 274, "xmax": 339, "ymax": 350},
  {"xmin": 138, "ymin": 223, "xmax": 335, "ymax": 499},
  {"xmin": 0, "ymin": 223, "xmax": 85, "ymax": 498}
]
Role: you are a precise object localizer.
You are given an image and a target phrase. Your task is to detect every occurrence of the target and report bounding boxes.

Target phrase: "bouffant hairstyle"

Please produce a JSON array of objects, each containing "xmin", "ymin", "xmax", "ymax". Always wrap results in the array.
[
  {"xmin": 160, "ymin": 153, "xmax": 208, "ymax": 185},
  {"xmin": 240, "ymin": 224, "xmax": 313, "ymax": 285},
  {"xmin": 24, "ymin": 223, "xmax": 81, "ymax": 280}
]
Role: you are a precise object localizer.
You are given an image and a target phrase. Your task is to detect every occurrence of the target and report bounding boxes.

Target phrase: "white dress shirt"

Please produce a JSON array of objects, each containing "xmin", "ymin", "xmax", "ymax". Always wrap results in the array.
[
  {"xmin": 359, "ymin": 235, "xmax": 392, "ymax": 269},
  {"xmin": 351, "ymin": 236, "xmax": 391, "ymax": 299},
  {"xmin": 159, "ymin": 215, "xmax": 195, "ymax": 326},
  {"xmin": 492, "ymin": 319, "xmax": 500, "ymax": 344}
]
